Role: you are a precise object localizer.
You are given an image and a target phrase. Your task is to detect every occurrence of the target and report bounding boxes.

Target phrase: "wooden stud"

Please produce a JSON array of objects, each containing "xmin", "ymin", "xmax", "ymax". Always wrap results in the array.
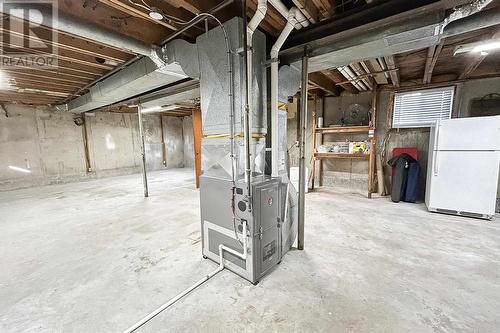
[{"xmin": 192, "ymin": 106, "xmax": 202, "ymax": 189}]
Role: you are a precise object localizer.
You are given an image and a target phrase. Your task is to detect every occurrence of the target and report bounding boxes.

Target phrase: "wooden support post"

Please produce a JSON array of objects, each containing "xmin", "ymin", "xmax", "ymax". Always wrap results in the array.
[
  {"xmin": 368, "ymin": 81, "xmax": 378, "ymax": 198},
  {"xmin": 319, "ymin": 96, "xmax": 324, "ymax": 187},
  {"xmin": 81, "ymin": 114, "xmax": 92, "ymax": 173},
  {"xmin": 192, "ymin": 107, "xmax": 202, "ymax": 189},
  {"xmin": 311, "ymin": 94, "xmax": 317, "ymax": 191}
]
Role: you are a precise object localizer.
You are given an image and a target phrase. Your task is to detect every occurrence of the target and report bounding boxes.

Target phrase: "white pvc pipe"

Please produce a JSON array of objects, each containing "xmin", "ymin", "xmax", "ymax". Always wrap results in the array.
[
  {"xmin": 268, "ymin": 0, "xmax": 309, "ymax": 28},
  {"xmin": 122, "ymin": 221, "xmax": 248, "ymax": 333},
  {"xmin": 271, "ymin": 8, "xmax": 301, "ymax": 177}
]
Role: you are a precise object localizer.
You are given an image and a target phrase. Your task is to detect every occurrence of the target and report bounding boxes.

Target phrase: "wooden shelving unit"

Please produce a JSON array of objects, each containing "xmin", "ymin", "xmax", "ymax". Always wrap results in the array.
[
  {"xmin": 313, "ymin": 152, "xmax": 370, "ymax": 160},
  {"xmin": 314, "ymin": 125, "xmax": 371, "ymax": 134},
  {"xmin": 311, "ymin": 89, "xmax": 378, "ymax": 198}
]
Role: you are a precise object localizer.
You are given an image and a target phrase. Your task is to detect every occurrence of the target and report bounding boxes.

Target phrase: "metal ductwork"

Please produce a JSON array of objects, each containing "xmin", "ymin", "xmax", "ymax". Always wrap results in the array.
[
  {"xmin": 1, "ymin": 3, "xmax": 153, "ymax": 57},
  {"xmin": 283, "ymin": 4, "xmax": 500, "ymax": 73},
  {"xmin": 67, "ymin": 38, "xmax": 199, "ymax": 113},
  {"xmin": 443, "ymin": 5, "xmax": 500, "ymax": 37},
  {"xmin": 0, "ymin": 2, "xmax": 200, "ymax": 113},
  {"xmin": 67, "ymin": 57, "xmax": 190, "ymax": 113}
]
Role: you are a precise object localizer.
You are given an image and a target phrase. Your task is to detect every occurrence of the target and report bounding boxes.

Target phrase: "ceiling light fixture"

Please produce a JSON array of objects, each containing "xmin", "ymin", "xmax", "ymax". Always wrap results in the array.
[
  {"xmin": 472, "ymin": 40, "xmax": 500, "ymax": 53},
  {"xmin": 149, "ymin": 7, "xmax": 163, "ymax": 20},
  {"xmin": 454, "ymin": 38, "xmax": 500, "ymax": 56}
]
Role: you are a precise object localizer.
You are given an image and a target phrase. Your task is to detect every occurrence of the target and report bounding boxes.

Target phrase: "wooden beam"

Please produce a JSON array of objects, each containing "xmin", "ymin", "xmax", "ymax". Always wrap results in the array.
[
  {"xmin": 311, "ymin": 0, "xmax": 335, "ymax": 18},
  {"xmin": 423, "ymin": 41, "xmax": 444, "ymax": 84},
  {"xmin": 98, "ymin": 0, "xmax": 177, "ymax": 31},
  {"xmin": 422, "ymin": 45, "xmax": 436, "ymax": 84},
  {"xmin": 192, "ymin": 106, "xmax": 202, "ymax": 189},
  {"xmin": 1, "ymin": 17, "xmax": 134, "ymax": 60},
  {"xmin": 0, "ymin": 40, "xmax": 117, "ymax": 70},
  {"xmin": 309, "ymin": 72, "xmax": 341, "ymax": 96},
  {"xmin": 164, "ymin": 0, "xmax": 201, "ymax": 14},
  {"xmin": 292, "ymin": 0, "xmax": 319, "ymax": 23},
  {"xmin": 384, "ymin": 55, "xmax": 400, "ymax": 88},
  {"xmin": 58, "ymin": 1, "xmax": 170, "ymax": 45},
  {"xmin": 365, "ymin": 60, "xmax": 388, "ymax": 84},
  {"xmin": 3, "ymin": 68, "xmax": 95, "ymax": 85}
]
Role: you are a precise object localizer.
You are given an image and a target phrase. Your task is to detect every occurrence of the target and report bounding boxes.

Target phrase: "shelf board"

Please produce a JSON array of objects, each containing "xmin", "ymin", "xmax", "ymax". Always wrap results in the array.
[
  {"xmin": 315, "ymin": 126, "xmax": 371, "ymax": 134},
  {"xmin": 313, "ymin": 152, "xmax": 370, "ymax": 160}
]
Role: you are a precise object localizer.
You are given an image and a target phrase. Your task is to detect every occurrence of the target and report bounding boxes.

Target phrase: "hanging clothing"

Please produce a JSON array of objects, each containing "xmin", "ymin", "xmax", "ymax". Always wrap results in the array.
[{"xmin": 387, "ymin": 153, "xmax": 420, "ymax": 203}]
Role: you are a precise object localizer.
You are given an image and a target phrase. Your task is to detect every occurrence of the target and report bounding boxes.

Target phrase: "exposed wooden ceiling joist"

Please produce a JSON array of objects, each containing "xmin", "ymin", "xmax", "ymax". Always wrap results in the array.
[
  {"xmin": 98, "ymin": 0, "xmax": 177, "ymax": 30},
  {"xmin": 364, "ymin": 60, "xmax": 388, "ymax": 84},
  {"xmin": 292, "ymin": 0, "xmax": 319, "ymax": 23},
  {"xmin": 309, "ymin": 72, "xmax": 341, "ymax": 96},
  {"xmin": 422, "ymin": 41, "xmax": 444, "ymax": 84},
  {"xmin": 321, "ymin": 69, "xmax": 358, "ymax": 94},
  {"xmin": 384, "ymin": 55, "xmax": 400, "ymax": 88}
]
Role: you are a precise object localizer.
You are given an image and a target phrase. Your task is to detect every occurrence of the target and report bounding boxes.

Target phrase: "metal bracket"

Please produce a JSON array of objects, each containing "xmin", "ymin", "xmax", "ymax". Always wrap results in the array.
[
  {"xmin": 235, "ymin": 47, "xmax": 246, "ymax": 55},
  {"xmin": 263, "ymin": 58, "xmax": 279, "ymax": 68}
]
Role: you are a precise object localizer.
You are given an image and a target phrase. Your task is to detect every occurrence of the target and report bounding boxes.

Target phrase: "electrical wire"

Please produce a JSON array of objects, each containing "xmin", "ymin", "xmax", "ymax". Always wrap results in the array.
[{"xmin": 127, "ymin": 0, "xmax": 149, "ymax": 11}]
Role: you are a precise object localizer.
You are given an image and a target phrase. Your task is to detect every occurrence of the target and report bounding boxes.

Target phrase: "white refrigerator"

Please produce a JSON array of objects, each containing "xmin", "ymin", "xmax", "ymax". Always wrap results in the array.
[{"xmin": 425, "ymin": 115, "xmax": 500, "ymax": 220}]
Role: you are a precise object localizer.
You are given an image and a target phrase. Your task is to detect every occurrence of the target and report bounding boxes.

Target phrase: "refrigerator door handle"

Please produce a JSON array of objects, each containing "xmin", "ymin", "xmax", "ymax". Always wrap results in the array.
[
  {"xmin": 433, "ymin": 150, "xmax": 439, "ymax": 176},
  {"xmin": 434, "ymin": 122, "xmax": 440, "ymax": 176}
]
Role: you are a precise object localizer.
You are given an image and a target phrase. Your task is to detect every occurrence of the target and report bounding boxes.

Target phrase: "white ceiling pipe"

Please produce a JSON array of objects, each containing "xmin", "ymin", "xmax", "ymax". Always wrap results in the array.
[
  {"xmin": 268, "ymin": 0, "xmax": 309, "ymax": 28},
  {"xmin": 271, "ymin": 7, "xmax": 300, "ymax": 177},
  {"xmin": 344, "ymin": 66, "xmax": 368, "ymax": 91},
  {"xmin": 338, "ymin": 66, "xmax": 366, "ymax": 91}
]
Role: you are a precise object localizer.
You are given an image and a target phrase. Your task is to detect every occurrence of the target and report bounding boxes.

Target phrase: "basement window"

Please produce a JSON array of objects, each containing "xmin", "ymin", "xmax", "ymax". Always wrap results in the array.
[{"xmin": 392, "ymin": 86, "xmax": 454, "ymax": 128}]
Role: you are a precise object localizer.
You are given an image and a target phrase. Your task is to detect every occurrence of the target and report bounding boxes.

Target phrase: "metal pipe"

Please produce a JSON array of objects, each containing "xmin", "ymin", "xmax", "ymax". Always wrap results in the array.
[
  {"xmin": 122, "ymin": 221, "xmax": 248, "ymax": 333},
  {"xmin": 270, "ymin": 9, "xmax": 299, "ymax": 177},
  {"xmin": 298, "ymin": 51, "xmax": 308, "ymax": 251},
  {"xmin": 122, "ymin": 265, "xmax": 223, "ymax": 333},
  {"xmin": 137, "ymin": 104, "xmax": 149, "ymax": 198},
  {"xmin": 1, "ymin": 4, "xmax": 152, "ymax": 56}
]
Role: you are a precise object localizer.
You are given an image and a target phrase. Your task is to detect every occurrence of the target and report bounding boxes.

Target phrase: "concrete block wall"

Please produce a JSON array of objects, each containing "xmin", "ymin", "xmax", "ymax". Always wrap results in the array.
[{"xmin": 0, "ymin": 104, "xmax": 192, "ymax": 191}]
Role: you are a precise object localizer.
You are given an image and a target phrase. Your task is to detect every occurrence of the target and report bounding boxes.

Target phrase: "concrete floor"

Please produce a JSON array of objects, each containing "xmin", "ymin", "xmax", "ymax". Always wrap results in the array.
[{"xmin": 1, "ymin": 169, "xmax": 499, "ymax": 333}]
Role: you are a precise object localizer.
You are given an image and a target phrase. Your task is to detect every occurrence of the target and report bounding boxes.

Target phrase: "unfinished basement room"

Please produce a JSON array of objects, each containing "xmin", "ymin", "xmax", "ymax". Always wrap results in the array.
[{"xmin": 1, "ymin": 0, "xmax": 500, "ymax": 332}]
